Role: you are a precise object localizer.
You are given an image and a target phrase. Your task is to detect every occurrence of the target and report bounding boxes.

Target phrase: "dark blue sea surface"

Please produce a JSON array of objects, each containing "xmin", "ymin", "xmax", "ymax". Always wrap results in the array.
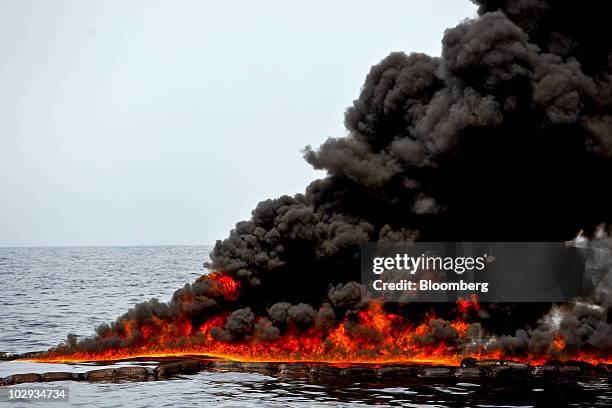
[{"xmin": 0, "ymin": 246, "xmax": 610, "ymax": 407}]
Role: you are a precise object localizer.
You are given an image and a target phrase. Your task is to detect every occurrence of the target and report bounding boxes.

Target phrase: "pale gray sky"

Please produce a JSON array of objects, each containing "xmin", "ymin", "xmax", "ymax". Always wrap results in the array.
[{"xmin": 0, "ymin": 0, "xmax": 476, "ymax": 246}]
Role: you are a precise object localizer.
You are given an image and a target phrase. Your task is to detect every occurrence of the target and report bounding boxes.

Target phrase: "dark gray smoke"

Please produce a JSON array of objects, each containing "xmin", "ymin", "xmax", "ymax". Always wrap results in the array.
[
  {"xmin": 487, "ymin": 231, "xmax": 612, "ymax": 358},
  {"xmin": 204, "ymin": 0, "xmax": 612, "ymax": 348},
  {"xmin": 211, "ymin": 307, "xmax": 255, "ymax": 342},
  {"xmin": 54, "ymin": 0, "xmax": 612, "ymax": 361}
]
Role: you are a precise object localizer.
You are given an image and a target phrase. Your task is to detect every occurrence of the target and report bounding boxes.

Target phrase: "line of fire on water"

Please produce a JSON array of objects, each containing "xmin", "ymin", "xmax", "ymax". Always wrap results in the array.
[
  {"xmin": 21, "ymin": 274, "xmax": 611, "ymax": 367},
  {"xmin": 24, "ymin": 351, "xmax": 468, "ymax": 366},
  {"xmin": 23, "ymin": 314, "xmax": 612, "ymax": 367},
  {"xmin": 22, "ymin": 350, "xmax": 612, "ymax": 367}
]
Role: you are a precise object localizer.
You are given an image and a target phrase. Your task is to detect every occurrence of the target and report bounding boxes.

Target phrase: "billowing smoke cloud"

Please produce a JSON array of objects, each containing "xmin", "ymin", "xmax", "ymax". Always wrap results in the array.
[
  {"xmin": 55, "ymin": 0, "xmax": 612, "ymax": 361},
  {"xmin": 487, "ymin": 230, "xmax": 612, "ymax": 358},
  {"xmin": 210, "ymin": 307, "xmax": 255, "ymax": 342},
  {"xmin": 205, "ymin": 0, "xmax": 612, "ymax": 344}
]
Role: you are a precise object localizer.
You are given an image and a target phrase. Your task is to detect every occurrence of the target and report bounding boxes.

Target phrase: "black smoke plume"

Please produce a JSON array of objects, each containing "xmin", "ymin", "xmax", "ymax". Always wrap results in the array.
[{"xmin": 56, "ymin": 0, "xmax": 612, "ymax": 360}]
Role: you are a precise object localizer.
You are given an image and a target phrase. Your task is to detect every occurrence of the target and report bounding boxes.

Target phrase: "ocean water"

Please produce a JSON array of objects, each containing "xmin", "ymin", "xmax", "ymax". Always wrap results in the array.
[{"xmin": 0, "ymin": 246, "xmax": 610, "ymax": 407}]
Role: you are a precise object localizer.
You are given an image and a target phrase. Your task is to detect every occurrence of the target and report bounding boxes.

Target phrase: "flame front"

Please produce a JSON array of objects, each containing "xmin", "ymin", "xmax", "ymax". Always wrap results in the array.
[{"xmin": 29, "ymin": 273, "xmax": 611, "ymax": 366}]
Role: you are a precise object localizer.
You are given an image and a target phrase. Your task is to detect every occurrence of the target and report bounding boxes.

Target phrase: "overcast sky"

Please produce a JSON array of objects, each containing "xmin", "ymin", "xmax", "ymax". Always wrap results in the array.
[{"xmin": 0, "ymin": 0, "xmax": 476, "ymax": 246}]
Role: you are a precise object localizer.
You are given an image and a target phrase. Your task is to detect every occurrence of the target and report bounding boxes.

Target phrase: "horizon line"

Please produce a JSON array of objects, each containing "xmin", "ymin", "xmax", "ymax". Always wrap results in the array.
[{"xmin": 0, "ymin": 243, "xmax": 214, "ymax": 249}]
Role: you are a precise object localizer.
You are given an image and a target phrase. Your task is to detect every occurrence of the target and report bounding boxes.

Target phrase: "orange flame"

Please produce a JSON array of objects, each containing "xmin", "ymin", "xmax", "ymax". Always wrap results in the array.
[
  {"xmin": 553, "ymin": 334, "xmax": 566, "ymax": 351},
  {"xmin": 203, "ymin": 272, "xmax": 240, "ymax": 301},
  {"xmin": 457, "ymin": 294, "xmax": 480, "ymax": 314},
  {"xmin": 28, "ymin": 275, "xmax": 611, "ymax": 366}
]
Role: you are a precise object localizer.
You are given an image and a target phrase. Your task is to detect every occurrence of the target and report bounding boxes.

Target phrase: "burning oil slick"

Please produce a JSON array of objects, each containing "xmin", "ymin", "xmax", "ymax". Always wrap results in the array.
[{"xmin": 37, "ymin": 0, "xmax": 612, "ymax": 365}]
